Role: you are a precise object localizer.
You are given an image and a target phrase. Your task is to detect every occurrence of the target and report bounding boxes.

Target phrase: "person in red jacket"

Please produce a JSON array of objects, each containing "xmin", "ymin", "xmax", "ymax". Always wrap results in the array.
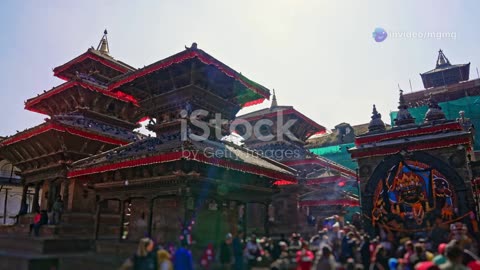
[
  {"xmin": 29, "ymin": 210, "xmax": 42, "ymax": 237},
  {"xmin": 295, "ymin": 241, "xmax": 314, "ymax": 270}
]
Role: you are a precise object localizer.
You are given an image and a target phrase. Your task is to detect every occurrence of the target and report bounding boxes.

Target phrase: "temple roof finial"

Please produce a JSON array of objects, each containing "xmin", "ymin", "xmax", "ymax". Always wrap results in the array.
[
  {"xmin": 424, "ymin": 93, "xmax": 446, "ymax": 123},
  {"xmin": 394, "ymin": 89, "xmax": 416, "ymax": 126},
  {"xmin": 398, "ymin": 89, "xmax": 407, "ymax": 109},
  {"xmin": 436, "ymin": 49, "xmax": 451, "ymax": 68},
  {"xmin": 96, "ymin": 29, "xmax": 110, "ymax": 55},
  {"xmin": 185, "ymin": 42, "xmax": 198, "ymax": 50},
  {"xmin": 368, "ymin": 104, "xmax": 386, "ymax": 133},
  {"xmin": 271, "ymin": 89, "xmax": 278, "ymax": 108}
]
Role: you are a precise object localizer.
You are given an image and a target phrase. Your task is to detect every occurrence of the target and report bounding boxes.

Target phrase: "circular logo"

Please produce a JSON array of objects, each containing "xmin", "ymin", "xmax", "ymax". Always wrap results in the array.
[{"xmin": 372, "ymin": 27, "xmax": 388, "ymax": 42}]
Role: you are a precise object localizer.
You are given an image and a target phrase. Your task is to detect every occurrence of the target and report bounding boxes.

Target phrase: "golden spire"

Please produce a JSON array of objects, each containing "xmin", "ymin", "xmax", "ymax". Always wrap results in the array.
[{"xmin": 96, "ymin": 29, "xmax": 110, "ymax": 55}]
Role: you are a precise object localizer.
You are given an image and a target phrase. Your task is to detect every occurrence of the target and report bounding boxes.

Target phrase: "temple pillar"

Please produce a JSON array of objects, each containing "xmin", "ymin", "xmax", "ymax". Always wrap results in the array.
[
  {"xmin": 94, "ymin": 202, "xmax": 101, "ymax": 240},
  {"xmin": 264, "ymin": 202, "xmax": 271, "ymax": 236},
  {"xmin": 19, "ymin": 184, "xmax": 28, "ymax": 215},
  {"xmin": 242, "ymin": 203, "xmax": 247, "ymax": 239},
  {"xmin": 47, "ymin": 180, "xmax": 55, "ymax": 212},
  {"xmin": 147, "ymin": 197, "xmax": 154, "ymax": 238},
  {"xmin": 62, "ymin": 178, "xmax": 70, "ymax": 212},
  {"xmin": 119, "ymin": 199, "xmax": 125, "ymax": 241},
  {"xmin": 3, "ymin": 188, "xmax": 8, "ymax": 224},
  {"xmin": 32, "ymin": 182, "xmax": 41, "ymax": 213}
]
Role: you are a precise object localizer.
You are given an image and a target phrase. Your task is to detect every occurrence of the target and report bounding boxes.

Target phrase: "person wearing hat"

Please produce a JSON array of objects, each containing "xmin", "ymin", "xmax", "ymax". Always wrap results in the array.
[
  {"xmin": 433, "ymin": 243, "xmax": 447, "ymax": 266},
  {"xmin": 220, "ymin": 233, "xmax": 234, "ymax": 269},
  {"xmin": 439, "ymin": 240, "xmax": 468, "ymax": 270},
  {"xmin": 245, "ymin": 234, "xmax": 262, "ymax": 269}
]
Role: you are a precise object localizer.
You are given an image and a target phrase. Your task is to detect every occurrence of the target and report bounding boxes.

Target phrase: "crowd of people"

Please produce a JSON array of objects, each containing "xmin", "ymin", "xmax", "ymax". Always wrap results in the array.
[{"xmin": 118, "ymin": 215, "xmax": 480, "ymax": 270}]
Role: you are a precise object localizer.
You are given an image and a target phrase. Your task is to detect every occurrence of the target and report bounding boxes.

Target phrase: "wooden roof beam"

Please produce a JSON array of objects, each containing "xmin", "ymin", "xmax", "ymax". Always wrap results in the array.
[
  {"xmin": 10, "ymin": 148, "xmax": 26, "ymax": 161},
  {"xmin": 77, "ymin": 87, "xmax": 87, "ymax": 107},
  {"xmin": 91, "ymin": 95, "xmax": 101, "ymax": 109},
  {"xmin": 142, "ymin": 76, "xmax": 154, "ymax": 96},
  {"xmin": 16, "ymin": 145, "xmax": 38, "ymax": 168},
  {"xmin": 102, "ymin": 96, "xmax": 115, "ymax": 113},
  {"xmin": 1, "ymin": 150, "xmax": 21, "ymax": 165},
  {"xmin": 123, "ymin": 85, "xmax": 150, "ymax": 100},
  {"xmin": 41, "ymin": 138, "xmax": 57, "ymax": 154},
  {"xmin": 27, "ymin": 143, "xmax": 47, "ymax": 167},
  {"xmin": 79, "ymin": 141, "xmax": 89, "ymax": 153},
  {"xmin": 16, "ymin": 144, "xmax": 34, "ymax": 161},
  {"xmin": 14, "ymin": 151, "xmax": 63, "ymax": 166},
  {"xmin": 32, "ymin": 140, "xmax": 49, "ymax": 156},
  {"xmin": 70, "ymin": 91, "xmax": 80, "ymax": 107}
]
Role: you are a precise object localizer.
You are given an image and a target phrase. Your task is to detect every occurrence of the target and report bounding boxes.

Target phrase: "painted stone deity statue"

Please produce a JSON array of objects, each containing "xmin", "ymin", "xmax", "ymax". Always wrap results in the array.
[{"xmin": 372, "ymin": 161, "xmax": 455, "ymax": 230}]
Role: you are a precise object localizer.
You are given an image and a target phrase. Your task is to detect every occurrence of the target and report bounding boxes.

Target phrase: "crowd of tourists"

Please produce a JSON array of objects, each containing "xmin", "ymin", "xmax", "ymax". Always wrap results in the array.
[{"xmin": 118, "ymin": 216, "xmax": 480, "ymax": 270}]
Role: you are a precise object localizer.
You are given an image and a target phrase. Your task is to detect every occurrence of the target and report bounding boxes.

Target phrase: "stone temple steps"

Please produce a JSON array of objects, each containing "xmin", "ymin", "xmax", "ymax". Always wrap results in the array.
[
  {"xmin": 0, "ymin": 212, "xmax": 95, "ymax": 238},
  {"xmin": 0, "ymin": 235, "xmax": 94, "ymax": 254}
]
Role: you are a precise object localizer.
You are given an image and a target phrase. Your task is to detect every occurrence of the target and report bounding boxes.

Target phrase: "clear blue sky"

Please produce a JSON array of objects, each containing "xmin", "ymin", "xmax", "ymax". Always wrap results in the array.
[{"xmin": 0, "ymin": 0, "xmax": 479, "ymax": 136}]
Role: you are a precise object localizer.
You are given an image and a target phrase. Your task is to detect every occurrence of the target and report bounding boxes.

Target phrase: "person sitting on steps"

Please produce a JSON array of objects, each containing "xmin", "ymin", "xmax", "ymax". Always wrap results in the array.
[{"xmin": 29, "ymin": 210, "xmax": 42, "ymax": 237}]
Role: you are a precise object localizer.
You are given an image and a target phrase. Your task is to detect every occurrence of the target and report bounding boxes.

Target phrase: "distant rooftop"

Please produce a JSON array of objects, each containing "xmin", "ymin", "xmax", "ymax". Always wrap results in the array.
[{"xmin": 420, "ymin": 49, "xmax": 470, "ymax": 89}]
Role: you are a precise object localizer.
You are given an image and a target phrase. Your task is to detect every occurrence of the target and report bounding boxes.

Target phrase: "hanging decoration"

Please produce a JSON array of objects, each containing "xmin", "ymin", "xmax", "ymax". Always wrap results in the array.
[
  {"xmin": 200, "ymin": 243, "xmax": 215, "ymax": 269},
  {"xmin": 178, "ymin": 213, "xmax": 197, "ymax": 246}
]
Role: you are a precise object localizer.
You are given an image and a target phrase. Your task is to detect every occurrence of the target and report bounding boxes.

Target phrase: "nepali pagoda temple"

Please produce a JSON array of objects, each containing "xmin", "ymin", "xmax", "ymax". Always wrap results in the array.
[
  {"xmin": 235, "ymin": 91, "xmax": 359, "ymax": 235},
  {"xmin": 0, "ymin": 32, "xmax": 300, "ymax": 269}
]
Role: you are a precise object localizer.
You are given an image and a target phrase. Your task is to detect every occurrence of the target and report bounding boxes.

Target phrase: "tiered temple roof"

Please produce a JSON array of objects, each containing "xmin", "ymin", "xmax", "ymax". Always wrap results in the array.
[
  {"xmin": 53, "ymin": 31, "xmax": 135, "ymax": 83},
  {"xmin": 420, "ymin": 50, "xmax": 470, "ymax": 89},
  {"xmin": 68, "ymin": 42, "xmax": 298, "ymax": 193},
  {"xmin": 235, "ymin": 93, "xmax": 359, "ymax": 210},
  {"xmin": 0, "ymin": 31, "xmax": 145, "ymax": 184},
  {"xmin": 109, "ymin": 43, "xmax": 270, "ymax": 111}
]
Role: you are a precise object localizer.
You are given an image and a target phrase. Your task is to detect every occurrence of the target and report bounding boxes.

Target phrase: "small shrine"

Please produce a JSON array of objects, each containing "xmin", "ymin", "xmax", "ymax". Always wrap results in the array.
[{"xmin": 350, "ymin": 90, "xmax": 476, "ymax": 234}]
